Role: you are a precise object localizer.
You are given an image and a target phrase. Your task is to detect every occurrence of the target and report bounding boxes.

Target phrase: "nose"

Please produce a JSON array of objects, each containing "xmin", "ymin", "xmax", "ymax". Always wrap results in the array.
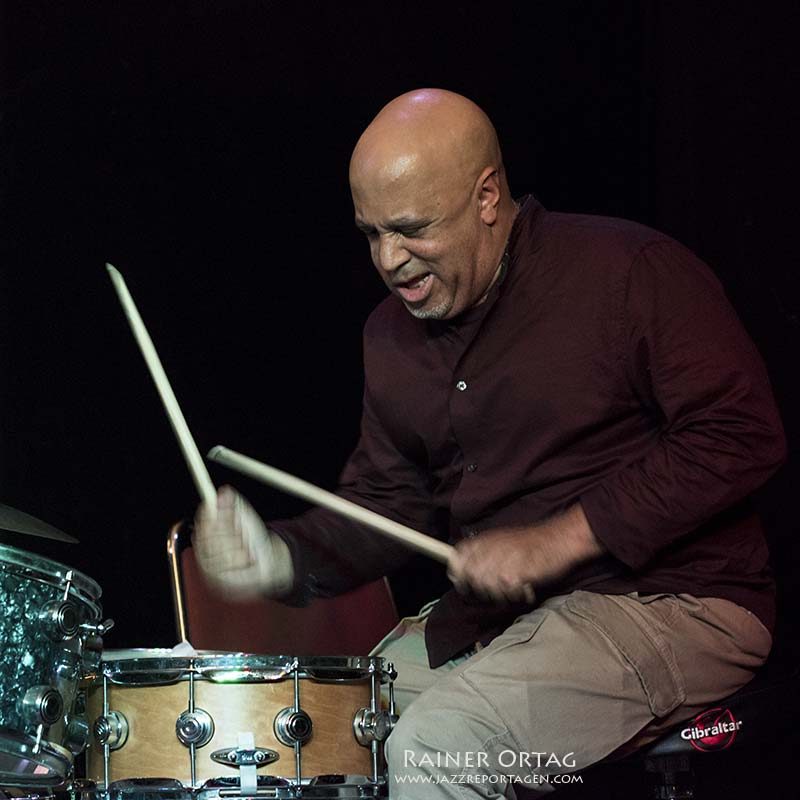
[{"xmin": 376, "ymin": 233, "xmax": 411, "ymax": 273}]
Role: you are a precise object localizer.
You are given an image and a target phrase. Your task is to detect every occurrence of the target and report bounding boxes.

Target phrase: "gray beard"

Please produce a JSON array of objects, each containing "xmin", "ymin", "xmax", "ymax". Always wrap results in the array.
[{"xmin": 404, "ymin": 296, "xmax": 454, "ymax": 320}]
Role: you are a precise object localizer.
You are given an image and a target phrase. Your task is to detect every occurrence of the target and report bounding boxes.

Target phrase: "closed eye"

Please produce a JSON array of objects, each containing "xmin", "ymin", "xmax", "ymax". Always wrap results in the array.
[
  {"xmin": 396, "ymin": 225, "xmax": 426, "ymax": 238},
  {"xmin": 355, "ymin": 223, "xmax": 378, "ymax": 238}
]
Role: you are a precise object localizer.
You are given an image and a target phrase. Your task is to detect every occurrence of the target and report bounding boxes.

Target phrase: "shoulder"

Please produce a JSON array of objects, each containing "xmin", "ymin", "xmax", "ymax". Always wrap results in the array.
[
  {"xmin": 533, "ymin": 209, "xmax": 720, "ymax": 296},
  {"xmin": 543, "ymin": 210, "xmax": 673, "ymax": 264}
]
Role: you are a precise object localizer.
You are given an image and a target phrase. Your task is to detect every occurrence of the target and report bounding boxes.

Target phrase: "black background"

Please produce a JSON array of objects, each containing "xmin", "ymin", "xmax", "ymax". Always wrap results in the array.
[{"xmin": 1, "ymin": 3, "xmax": 798, "ymax": 797}]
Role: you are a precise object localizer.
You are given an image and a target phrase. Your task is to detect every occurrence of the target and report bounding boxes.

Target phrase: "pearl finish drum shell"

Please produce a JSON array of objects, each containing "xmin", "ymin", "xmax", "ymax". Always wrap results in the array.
[{"xmin": 0, "ymin": 544, "xmax": 102, "ymax": 787}]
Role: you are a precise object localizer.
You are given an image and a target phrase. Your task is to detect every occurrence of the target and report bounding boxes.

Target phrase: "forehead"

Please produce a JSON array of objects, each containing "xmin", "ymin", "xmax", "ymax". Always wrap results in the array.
[{"xmin": 350, "ymin": 150, "xmax": 449, "ymax": 224}]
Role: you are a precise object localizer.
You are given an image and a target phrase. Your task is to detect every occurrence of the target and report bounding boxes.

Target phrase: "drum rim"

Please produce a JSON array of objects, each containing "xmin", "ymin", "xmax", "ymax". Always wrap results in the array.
[
  {"xmin": 73, "ymin": 775, "xmax": 387, "ymax": 798},
  {"xmin": 0, "ymin": 729, "xmax": 73, "ymax": 788},
  {"xmin": 95, "ymin": 651, "xmax": 388, "ymax": 684},
  {"xmin": 0, "ymin": 542, "xmax": 102, "ymax": 602}
]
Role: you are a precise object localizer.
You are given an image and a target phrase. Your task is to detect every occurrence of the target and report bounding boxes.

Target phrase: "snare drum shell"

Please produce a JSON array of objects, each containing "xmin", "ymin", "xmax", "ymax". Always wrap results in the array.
[{"xmin": 85, "ymin": 656, "xmax": 376, "ymax": 785}]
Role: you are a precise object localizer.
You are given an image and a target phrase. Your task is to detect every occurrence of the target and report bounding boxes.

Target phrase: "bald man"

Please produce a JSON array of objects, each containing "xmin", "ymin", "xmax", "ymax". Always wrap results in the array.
[{"xmin": 195, "ymin": 90, "xmax": 784, "ymax": 797}]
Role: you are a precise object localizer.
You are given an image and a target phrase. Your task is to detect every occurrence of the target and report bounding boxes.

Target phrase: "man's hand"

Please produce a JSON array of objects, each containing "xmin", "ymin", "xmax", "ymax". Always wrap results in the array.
[
  {"xmin": 193, "ymin": 485, "xmax": 295, "ymax": 600},
  {"xmin": 446, "ymin": 504, "xmax": 605, "ymax": 604}
]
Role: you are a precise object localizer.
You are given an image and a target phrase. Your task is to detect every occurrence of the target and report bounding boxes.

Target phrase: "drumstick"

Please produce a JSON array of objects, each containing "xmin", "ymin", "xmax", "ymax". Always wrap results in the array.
[
  {"xmin": 208, "ymin": 445, "xmax": 453, "ymax": 563},
  {"xmin": 106, "ymin": 264, "xmax": 217, "ymax": 511}
]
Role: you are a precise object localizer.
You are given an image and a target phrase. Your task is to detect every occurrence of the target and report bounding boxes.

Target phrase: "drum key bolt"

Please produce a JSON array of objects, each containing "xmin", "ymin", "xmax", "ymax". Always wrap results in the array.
[{"xmin": 80, "ymin": 618, "xmax": 116, "ymax": 637}]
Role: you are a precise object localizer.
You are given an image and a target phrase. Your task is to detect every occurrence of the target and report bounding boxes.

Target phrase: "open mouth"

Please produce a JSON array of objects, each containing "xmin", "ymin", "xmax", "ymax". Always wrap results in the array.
[{"xmin": 395, "ymin": 272, "xmax": 433, "ymax": 303}]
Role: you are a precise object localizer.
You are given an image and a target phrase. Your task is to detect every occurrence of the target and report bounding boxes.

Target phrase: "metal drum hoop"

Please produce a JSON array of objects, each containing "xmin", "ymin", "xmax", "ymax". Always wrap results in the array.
[
  {"xmin": 96, "ymin": 652, "xmax": 390, "ymax": 687},
  {"xmin": 0, "ymin": 543, "xmax": 102, "ymax": 611}
]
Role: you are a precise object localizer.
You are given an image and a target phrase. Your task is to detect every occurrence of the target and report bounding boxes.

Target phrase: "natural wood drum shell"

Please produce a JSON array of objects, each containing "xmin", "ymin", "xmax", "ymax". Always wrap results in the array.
[{"xmin": 85, "ymin": 677, "xmax": 373, "ymax": 785}]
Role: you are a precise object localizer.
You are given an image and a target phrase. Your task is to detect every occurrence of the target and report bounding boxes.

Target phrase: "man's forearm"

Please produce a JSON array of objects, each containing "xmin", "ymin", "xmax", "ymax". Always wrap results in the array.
[{"xmin": 447, "ymin": 503, "xmax": 606, "ymax": 604}]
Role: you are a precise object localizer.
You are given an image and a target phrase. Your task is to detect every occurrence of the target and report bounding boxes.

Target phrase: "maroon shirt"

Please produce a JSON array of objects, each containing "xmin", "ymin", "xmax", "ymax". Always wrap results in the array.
[{"xmin": 273, "ymin": 196, "xmax": 786, "ymax": 668}]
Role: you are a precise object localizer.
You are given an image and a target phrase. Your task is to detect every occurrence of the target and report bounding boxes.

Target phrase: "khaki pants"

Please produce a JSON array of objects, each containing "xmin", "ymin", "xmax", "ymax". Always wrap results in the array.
[{"xmin": 372, "ymin": 592, "xmax": 771, "ymax": 798}]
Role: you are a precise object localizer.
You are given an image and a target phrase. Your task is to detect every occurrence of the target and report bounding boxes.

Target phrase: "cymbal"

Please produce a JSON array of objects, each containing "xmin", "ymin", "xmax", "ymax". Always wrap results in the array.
[{"xmin": 0, "ymin": 503, "xmax": 78, "ymax": 543}]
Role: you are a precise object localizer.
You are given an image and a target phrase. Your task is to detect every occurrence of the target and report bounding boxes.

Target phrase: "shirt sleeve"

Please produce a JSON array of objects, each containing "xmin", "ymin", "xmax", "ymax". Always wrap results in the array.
[
  {"xmin": 269, "ymin": 374, "xmax": 436, "ymax": 602},
  {"xmin": 580, "ymin": 239, "xmax": 787, "ymax": 570}
]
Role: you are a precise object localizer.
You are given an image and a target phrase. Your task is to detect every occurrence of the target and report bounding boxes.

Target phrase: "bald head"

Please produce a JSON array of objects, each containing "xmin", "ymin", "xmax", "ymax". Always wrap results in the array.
[
  {"xmin": 350, "ymin": 89, "xmax": 505, "ymax": 197},
  {"xmin": 349, "ymin": 90, "xmax": 517, "ymax": 321}
]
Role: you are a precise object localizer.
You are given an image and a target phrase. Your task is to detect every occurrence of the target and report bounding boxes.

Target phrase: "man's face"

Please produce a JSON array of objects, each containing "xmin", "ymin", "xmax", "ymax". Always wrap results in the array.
[{"xmin": 350, "ymin": 156, "xmax": 493, "ymax": 320}]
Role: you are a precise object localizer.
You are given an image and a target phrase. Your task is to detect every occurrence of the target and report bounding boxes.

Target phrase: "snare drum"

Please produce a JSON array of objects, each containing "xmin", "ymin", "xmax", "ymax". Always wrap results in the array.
[
  {"xmin": 0, "ymin": 544, "xmax": 104, "ymax": 788},
  {"xmin": 84, "ymin": 652, "xmax": 396, "ymax": 796}
]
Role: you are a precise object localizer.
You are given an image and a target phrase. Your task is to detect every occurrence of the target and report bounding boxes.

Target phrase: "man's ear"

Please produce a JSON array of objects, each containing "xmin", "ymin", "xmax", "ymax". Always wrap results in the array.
[{"xmin": 478, "ymin": 168, "xmax": 501, "ymax": 225}]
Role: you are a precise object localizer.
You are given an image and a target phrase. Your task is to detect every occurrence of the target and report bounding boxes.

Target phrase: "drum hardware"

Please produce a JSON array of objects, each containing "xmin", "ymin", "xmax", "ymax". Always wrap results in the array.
[
  {"xmin": 210, "ymin": 747, "xmax": 280, "ymax": 768},
  {"xmin": 71, "ymin": 775, "xmax": 388, "ymax": 799},
  {"xmin": 92, "ymin": 710, "xmax": 129, "ymax": 751},
  {"xmin": 39, "ymin": 600, "xmax": 80, "ymax": 640},
  {"xmin": 186, "ymin": 669, "xmax": 205, "ymax": 786},
  {"xmin": 80, "ymin": 619, "xmax": 116, "ymax": 638},
  {"xmin": 351, "ymin": 710, "xmax": 394, "ymax": 748},
  {"xmin": 287, "ymin": 660, "xmax": 304, "ymax": 787},
  {"xmin": 273, "ymin": 709, "xmax": 313, "ymax": 748},
  {"xmin": 99, "ymin": 673, "xmax": 111, "ymax": 791},
  {"xmin": 64, "ymin": 715, "xmax": 90, "ymax": 755},
  {"xmin": 20, "ymin": 687, "xmax": 64, "ymax": 728},
  {"xmin": 176, "ymin": 709, "xmax": 215, "ymax": 748},
  {"xmin": 353, "ymin": 662, "xmax": 397, "ymax": 749}
]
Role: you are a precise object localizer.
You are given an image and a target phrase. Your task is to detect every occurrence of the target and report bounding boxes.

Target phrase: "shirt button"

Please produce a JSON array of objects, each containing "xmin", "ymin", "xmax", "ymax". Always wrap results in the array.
[
  {"xmin": 466, "ymin": 462, "xmax": 478, "ymax": 472},
  {"xmin": 455, "ymin": 380, "xmax": 467, "ymax": 391}
]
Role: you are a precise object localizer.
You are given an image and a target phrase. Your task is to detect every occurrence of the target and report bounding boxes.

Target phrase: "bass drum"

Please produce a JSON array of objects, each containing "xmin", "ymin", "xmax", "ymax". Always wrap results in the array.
[
  {"xmin": 83, "ymin": 651, "xmax": 395, "ymax": 797},
  {"xmin": 0, "ymin": 544, "xmax": 104, "ymax": 788}
]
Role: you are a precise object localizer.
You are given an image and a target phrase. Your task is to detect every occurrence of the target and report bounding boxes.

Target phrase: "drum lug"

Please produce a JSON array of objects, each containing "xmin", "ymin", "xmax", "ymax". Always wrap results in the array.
[
  {"xmin": 20, "ymin": 685, "xmax": 64, "ymax": 726},
  {"xmin": 211, "ymin": 746, "xmax": 280, "ymax": 768},
  {"xmin": 353, "ymin": 708, "xmax": 397, "ymax": 746},
  {"xmin": 93, "ymin": 710, "xmax": 129, "ymax": 750},
  {"xmin": 175, "ymin": 708, "xmax": 215, "ymax": 748},
  {"xmin": 64, "ymin": 715, "xmax": 91, "ymax": 754},
  {"xmin": 273, "ymin": 708, "xmax": 313, "ymax": 747},
  {"xmin": 39, "ymin": 600, "xmax": 80, "ymax": 640}
]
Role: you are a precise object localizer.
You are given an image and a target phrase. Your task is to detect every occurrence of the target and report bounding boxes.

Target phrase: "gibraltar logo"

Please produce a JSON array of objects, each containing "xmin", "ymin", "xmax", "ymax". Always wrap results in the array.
[{"xmin": 680, "ymin": 708, "xmax": 742, "ymax": 752}]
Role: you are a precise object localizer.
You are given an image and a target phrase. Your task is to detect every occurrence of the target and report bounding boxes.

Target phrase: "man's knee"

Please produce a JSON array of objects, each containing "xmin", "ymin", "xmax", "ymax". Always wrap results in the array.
[
  {"xmin": 385, "ymin": 677, "xmax": 508, "ymax": 773},
  {"xmin": 386, "ymin": 701, "xmax": 446, "ymax": 771}
]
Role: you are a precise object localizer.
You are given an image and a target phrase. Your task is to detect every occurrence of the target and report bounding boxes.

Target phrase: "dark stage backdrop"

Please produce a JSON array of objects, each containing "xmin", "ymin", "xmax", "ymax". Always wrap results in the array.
[{"xmin": 1, "ymin": 3, "xmax": 798, "ymax": 795}]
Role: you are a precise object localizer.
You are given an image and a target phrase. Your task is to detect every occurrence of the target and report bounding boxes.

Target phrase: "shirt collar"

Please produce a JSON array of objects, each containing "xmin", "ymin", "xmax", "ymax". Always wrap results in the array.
[{"xmin": 427, "ymin": 194, "xmax": 546, "ymax": 331}]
